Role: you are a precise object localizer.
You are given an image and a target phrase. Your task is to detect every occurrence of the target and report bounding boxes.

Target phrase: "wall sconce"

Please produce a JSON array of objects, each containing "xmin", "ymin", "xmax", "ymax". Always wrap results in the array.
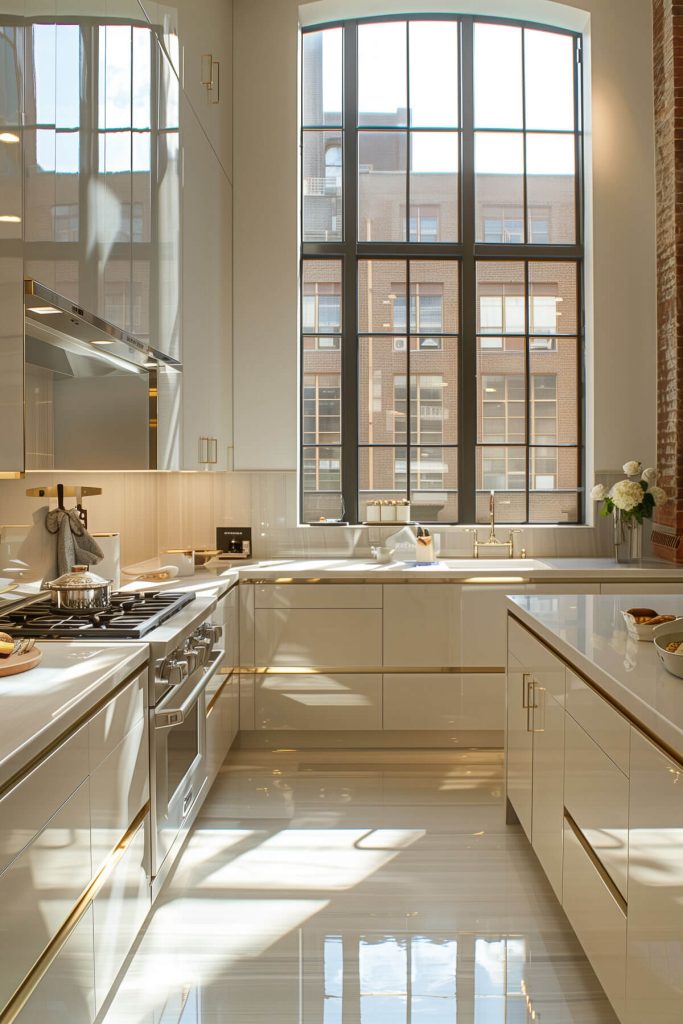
[{"xmin": 201, "ymin": 54, "xmax": 220, "ymax": 104}]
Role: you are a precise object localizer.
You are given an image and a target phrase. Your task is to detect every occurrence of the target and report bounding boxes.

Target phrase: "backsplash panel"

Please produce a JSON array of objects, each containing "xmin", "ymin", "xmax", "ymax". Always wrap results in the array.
[{"xmin": 0, "ymin": 469, "xmax": 619, "ymax": 578}]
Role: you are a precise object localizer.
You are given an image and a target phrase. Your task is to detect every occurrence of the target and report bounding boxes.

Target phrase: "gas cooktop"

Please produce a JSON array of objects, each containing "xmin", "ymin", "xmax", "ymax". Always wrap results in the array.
[{"xmin": 0, "ymin": 590, "xmax": 195, "ymax": 640}]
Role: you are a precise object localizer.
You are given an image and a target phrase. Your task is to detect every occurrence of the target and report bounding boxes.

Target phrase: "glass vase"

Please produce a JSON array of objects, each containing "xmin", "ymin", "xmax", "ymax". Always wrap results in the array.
[{"xmin": 613, "ymin": 509, "xmax": 643, "ymax": 565}]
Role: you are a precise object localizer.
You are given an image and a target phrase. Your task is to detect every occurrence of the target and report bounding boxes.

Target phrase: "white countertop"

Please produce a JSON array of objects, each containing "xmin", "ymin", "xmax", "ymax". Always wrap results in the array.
[
  {"xmin": 0, "ymin": 642, "xmax": 148, "ymax": 791},
  {"xmin": 235, "ymin": 556, "xmax": 683, "ymax": 582},
  {"xmin": 507, "ymin": 593, "xmax": 683, "ymax": 761}
]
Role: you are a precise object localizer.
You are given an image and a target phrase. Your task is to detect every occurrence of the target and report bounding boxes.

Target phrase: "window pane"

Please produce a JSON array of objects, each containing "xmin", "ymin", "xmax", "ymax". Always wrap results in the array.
[
  {"xmin": 526, "ymin": 134, "xmax": 576, "ymax": 244},
  {"xmin": 132, "ymin": 28, "xmax": 152, "ymax": 130},
  {"xmin": 474, "ymin": 23, "xmax": 523, "ymax": 129},
  {"xmin": 529, "ymin": 448, "xmax": 579, "ymax": 522},
  {"xmin": 359, "ymin": 260, "xmax": 406, "ymax": 333},
  {"xmin": 476, "ymin": 263, "xmax": 525, "ymax": 335},
  {"xmin": 303, "ymin": 130, "xmax": 343, "ymax": 241},
  {"xmin": 475, "ymin": 134, "xmax": 524, "ymax": 243},
  {"xmin": 102, "ymin": 26, "xmax": 132, "ymax": 129},
  {"xmin": 411, "ymin": 261, "xmax": 459, "ymax": 333},
  {"xmin": 409, "ymin": 21, "xmax": 459, "ymax": 127},
  {"xmin": 476, "ymin": 447, "xmax": 527, "ymax": 523},
  {"xmin": 478, "ymin": 371, "xmax": 526, "ymax": 444},
  {"xmin": 358, "ymin": 21, "xmax": 407, "ymax": 126},
  {"xmin": 410, "ymin": 132, "xmax": 459, "ymax": 242},
  {"xmin": 56, "ymin": 25, "xmax": 80, "ymax": 129},
  {"xmin": 359, "ymin": 448, "xmax": 408, "ymax": 515},
  {"xmin": 359, "ymin": 336, "xmax": 406, "ymax": 445},
  {"xmin": 359, "ymin": 131, "xmax": 407, "ymax": 241},
  {"xmin": 302, "ymin": 260, "xmax": 342, "ymax": 333},
  {"xmin": 530, "ymin": 337, "xmax": 578, "ymax": 444},
  {"xmin": 525, "ymin": 28, "xmax": 575, "ymax": 131},
  {"xmin": 303, "ymin": 28, "xmax": 343, "ymax": 127},
  {"xmin": 528, "ymin": 262, "xmax": 578, "ymax": 334},
  {"xmin": 412, "ymin": 448, "xmax": 458, "ymax": 523}
]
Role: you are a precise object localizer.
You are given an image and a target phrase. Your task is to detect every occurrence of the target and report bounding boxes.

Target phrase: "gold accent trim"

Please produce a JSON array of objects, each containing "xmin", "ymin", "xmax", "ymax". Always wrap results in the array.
[
  {"xmin": 237, "ymin": 665, "xmax": 504, "ymax": 675},
  {"xmin": 206, "ymin": 670, "xmax": 233, "ymax": 714},
  {"xmin": 0, "ymin": 666, "xmax": 147, "ymax": 802},
  {"xmin": 508, "ymin": 613, "xmax": 683, "ymax": 769},
  {"xmin": 0, "ymin": 803, "xmax": 150, "ymax": 1024},
  {"xmin": 564, "ymin": 809, "xmax": 627, "ymax": 915},
  {"xmin": 242, "ymin": 577, "xmax": 530, "ymax": 586}
]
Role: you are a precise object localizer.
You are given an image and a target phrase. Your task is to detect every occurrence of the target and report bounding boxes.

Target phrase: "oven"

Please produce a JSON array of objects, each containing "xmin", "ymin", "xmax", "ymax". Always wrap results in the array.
[{"xmin": 150, "ymin": 620, "xmax": 223, "ymax": 896}]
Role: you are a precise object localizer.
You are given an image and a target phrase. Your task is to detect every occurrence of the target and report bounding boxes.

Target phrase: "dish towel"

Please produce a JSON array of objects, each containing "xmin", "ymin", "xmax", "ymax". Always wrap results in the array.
[{"xmin": 45, "ymin": 509, "xmax": 105, "ymax": 577}]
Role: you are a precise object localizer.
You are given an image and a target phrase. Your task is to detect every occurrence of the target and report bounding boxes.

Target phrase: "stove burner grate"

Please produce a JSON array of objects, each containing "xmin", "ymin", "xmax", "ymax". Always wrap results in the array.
[{"xmin": 0, "ymin": 590, "xmax": 195, "ymax": 639}]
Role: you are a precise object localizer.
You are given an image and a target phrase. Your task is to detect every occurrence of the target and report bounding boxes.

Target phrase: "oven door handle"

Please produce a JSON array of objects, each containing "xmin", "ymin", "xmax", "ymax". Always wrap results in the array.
[{"xmin": 154, "ymin": 649, "xmax": 225, "ymax": 729}]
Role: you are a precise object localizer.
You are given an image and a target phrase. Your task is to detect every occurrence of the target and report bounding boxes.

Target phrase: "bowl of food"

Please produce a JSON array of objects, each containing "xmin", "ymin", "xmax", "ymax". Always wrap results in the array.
[
  {"xmin": 653, "ymin": 620, "xmax": 683, "ymax": 678},
  {"xmin": 621, "ymin": 608, "xmax": 679, "ymax": 642}
]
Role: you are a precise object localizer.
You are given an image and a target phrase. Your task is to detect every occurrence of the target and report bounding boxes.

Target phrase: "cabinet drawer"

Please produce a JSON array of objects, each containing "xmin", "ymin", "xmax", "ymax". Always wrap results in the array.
[
  {"xmin": 14, "ymin": 903, "xmax": 95, "ymax": 1024},
  {"xmin": 0, "ymin": 725, "xmax": 89, "ymax": 876},
  {"xmin": 564, "ymin": 715, "xmax": 629, "ymax": 899},
  {"xmin": 88, "ymin": 671, "xmax": 146, "ymax": 773},
  {"xmin": 93, "ymin": 817, "xmax": 149, "ymax": 1010},
  {"xmin": 90, "ymin": 718, "xmax": 148, "ymax": 872},
  {"xmin": 255, "ymin": 584, "xmax": 382, "ymax": 609},
  {"xmin": 383, "ymin": 673, "xmax": 504, "ymax": 731},
  {"xmin": 507, "ymin": 617, "xmax": 565, "ymax": 699},
  {"xmin": 383, "ymin": 585, "xmax": 461, "ymax": 667},
  {"xmin": 566, "ymin": 670, "xmax": 630, "ymax": 775},
  {"xmin": 0, "ymin": 780, "xmax": 92, "ymax": 1010},
  {"xmin": 563, "ymin": 819, "xmax": 626, "ymax": 1021},
  {"xmin": 206, "ymin": 677, "xmax": 236, "ymax": 783},
  {"xmin": 255, "ymin": 608, "xmax": 382, "ymax": 667},
  {"xmin": 255, "ymin": 673, "xmax": 382, "ymax": 730}
]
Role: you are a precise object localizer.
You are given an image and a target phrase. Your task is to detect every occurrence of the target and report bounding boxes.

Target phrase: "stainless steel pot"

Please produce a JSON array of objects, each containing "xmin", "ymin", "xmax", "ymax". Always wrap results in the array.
[{"xmin": 45, "ymin": 565, "xmax": 113, "ymax": 612}]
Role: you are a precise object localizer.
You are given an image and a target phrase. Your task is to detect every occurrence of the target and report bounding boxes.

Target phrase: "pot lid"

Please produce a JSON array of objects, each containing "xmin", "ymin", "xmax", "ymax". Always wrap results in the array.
[{"xmin": 46, "ymin": 565, "xmax": 111, "ymax": 589}]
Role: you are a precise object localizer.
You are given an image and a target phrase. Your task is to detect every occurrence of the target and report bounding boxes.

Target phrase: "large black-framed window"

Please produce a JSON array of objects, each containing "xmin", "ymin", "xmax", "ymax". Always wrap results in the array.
[{"xmin": 300, "ymin": 15, "xmax": 584, "ymax": 525}]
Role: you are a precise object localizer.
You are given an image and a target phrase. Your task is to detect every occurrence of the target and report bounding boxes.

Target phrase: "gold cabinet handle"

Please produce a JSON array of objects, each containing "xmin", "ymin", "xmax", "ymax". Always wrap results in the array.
[{"xmin": 522, "ymin": 672, "xmax": 533, "ymax": 708}]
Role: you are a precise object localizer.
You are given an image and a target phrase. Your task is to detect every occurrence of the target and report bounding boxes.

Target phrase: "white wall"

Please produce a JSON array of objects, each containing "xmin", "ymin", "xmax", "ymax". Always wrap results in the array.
[{"xmin": 232, "ymin": 0, "xmax": 657, "ymax": 478}]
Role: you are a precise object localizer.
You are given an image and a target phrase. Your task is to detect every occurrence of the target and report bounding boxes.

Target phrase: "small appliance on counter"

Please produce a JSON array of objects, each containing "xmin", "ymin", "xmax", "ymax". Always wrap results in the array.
[{"xmin": 215, "ymin": 526, "xmax": 252, "ymax": 560}]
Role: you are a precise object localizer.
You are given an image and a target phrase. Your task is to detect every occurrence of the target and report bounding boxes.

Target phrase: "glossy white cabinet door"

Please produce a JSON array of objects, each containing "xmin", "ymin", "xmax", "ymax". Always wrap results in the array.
[
  {"xmin": 462, "ymin": 584, "xmax": 600, "ymax": 668},
  {"xmin": 255, "ymin": 608, "xmax": 382, "ymax": 668},
  {"xmin": 566, "ymin": 670, "xmax": 630, "ymax": 776},
  {"xmin": 530, "ymin": 683, "xmax": 565, "ymax": 900},
  {"xmin": 383, "ymin": 585, "xmax": 461, "ymax": 667},
  {"xmin": 88, "ymin": 671, "xmax": 146, "ymax": 773},
  {"xmin": 564, "ymin": 715, "xmax": 629, "ymax": 900},
  {"xmin": 206, "ymin": 676, "xmax": 236, "ymax": 783},
  {"xmin": 563, "ymin": 821, "xmax": 627, "ymax": 1022},
  {"xmin": 92, "ymin": 818, "xmax": 150, "ymax": 1011},
  {"xmin": 255, "ymin": 584, "xmax": 382, "ymax": 609},
  {"xmin": 626, "ymin": 730, "xmax": 683, "ymax": 1024},
  {"xmin": 383, "ymin": 672, "xmax": 504, "ymax": 731},
  {"xmin": 89, "ymin": 717, "xmax": 148, "ymax": 874},
  {"xmin": 14, "ymin": 903, "xmax": 95, "ymax": 1024},
  {"xmin": 255, "ymin": 673, "xmax": 382, "ymax": 731},
  {"xmin": 507, "ymin": 616, "xmax": 567, "ymax": 701},
  {"xmin": 506, "ymin": 651, "xmax": 533, "ymax": 840},
  {"xmin": 0, "ymin": 780, "xmax": 92, "ymax": 1010}
]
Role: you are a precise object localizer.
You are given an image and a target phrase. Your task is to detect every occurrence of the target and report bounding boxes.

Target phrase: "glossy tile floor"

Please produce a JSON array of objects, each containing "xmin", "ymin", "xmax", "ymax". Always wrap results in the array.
[{"xmin": 103, "ymin": 750, "xmax": 618, "ymax": 1023}]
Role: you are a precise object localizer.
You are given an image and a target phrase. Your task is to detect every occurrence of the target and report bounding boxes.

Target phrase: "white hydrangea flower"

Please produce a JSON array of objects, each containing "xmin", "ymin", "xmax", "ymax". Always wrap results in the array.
[
  {"xmin": 611, "ymin": 479, "xmax": 644, "ymax": 512},
  {"xmin": 590, "ymin": 484, "xmax": 609, "ymax": 501},
  {"xmin": 641, "ymin": 467, "xmax": 658, "ymax": 484},
  {"xmin": 650, "ymin": 485, "xmax": 668, "ymax": 507},
  {"xmin": 622, "ymin": 460, "xmax": 642, "ymax": 477}
]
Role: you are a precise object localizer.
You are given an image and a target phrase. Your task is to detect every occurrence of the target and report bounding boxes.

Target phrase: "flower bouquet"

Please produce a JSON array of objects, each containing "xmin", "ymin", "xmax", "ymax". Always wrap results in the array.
[{"xmin": 591, "ymin": 462, "xmax": 668, "ymax": 563}]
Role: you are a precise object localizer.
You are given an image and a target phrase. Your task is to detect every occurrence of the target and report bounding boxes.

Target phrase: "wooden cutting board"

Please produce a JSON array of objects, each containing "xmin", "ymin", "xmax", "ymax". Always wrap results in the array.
[{"xmin": 0, "ymin": 646, "xmax": 42, "ymax": 677}]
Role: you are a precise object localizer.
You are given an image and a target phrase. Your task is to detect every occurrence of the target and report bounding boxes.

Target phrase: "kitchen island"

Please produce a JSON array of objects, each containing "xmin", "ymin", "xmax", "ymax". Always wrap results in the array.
[{"xmin": 506, "ymin": 593, "xmax": 683, "ymax": 1024}]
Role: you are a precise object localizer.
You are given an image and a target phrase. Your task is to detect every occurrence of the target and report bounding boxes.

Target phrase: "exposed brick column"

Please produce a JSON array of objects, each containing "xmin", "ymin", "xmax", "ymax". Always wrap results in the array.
[{"xmin": 653, "ymin": 0, "xmax": 683, "ymax": 560}]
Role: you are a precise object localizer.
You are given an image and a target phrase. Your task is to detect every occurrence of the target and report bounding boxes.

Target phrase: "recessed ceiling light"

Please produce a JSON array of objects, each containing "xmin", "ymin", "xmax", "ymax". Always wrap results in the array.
[
  {"xmin": 0, "ymin": 214, "xmax": 21, "ymax": 223},
  {"xmin": 0, "ymin": 133, "xmax": 20, "ymax": 144},
  {"xmin": 29, "ymin": 306, "xmax": 61, "ymax": 315}
]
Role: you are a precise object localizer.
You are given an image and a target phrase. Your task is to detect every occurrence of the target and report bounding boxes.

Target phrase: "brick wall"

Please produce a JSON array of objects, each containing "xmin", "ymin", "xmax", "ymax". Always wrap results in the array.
[{"xmin": 653, "ymin": 0, "xmax": 683, "ymax": 560}]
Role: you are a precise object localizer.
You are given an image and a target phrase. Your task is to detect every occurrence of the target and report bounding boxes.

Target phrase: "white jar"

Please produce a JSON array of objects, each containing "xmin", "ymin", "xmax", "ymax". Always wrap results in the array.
[
  {"xmin": 395, "ymin": 503, "xmax": 411, "ymax": 523},
  {"xmin": 380, "ymin": 503, "xmax": 397, "ymax": 522},
  {"xmin": 366, "ymin": 503, "xmax": 381, "ymax": 523}
]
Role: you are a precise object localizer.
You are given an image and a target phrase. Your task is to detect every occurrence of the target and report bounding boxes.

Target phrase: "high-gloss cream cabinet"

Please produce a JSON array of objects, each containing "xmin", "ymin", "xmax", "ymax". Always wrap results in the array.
[
  {"xmin": 383, "ymin": 585, "xmax": 461, "ymax": 667},
  {"xmin": 0, "ymin": 669, "xmax": 151, "ymax": 1021},
  {"xmin": 626, "ymin": 730, "xmax": 683, "ymax": 1024},
  {"xmin": 505, "ymin": 651, "xmax": 533, "ymax": 839},
  {"xmin": 383, "ymin": 672, "xmax": 504, "ymax": 732}
]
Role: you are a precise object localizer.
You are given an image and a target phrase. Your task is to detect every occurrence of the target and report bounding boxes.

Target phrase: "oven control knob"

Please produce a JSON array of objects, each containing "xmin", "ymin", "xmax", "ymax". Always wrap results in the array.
[
  {"xmin": 160, "ymin": 655, "xmax": 189, "ymax": 686},
  {"xmin": 207, "ymin": 623, "xmax": 222, "ymax": 644},
  {"xmin": 192, "ymin": 630, "xmax": 212, "ymax": 661}
]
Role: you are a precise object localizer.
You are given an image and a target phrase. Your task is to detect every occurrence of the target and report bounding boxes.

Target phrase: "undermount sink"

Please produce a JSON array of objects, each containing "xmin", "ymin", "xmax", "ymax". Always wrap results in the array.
[{"xmin": 443, "ymin": 558, "xmax": 550, "ymax": 572}]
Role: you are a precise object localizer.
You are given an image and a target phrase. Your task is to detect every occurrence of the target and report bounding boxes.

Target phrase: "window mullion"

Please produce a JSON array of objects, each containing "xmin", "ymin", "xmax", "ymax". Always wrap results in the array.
[
  {"xmin": 342, "ymin": 21, "xmax": 359, "ymax": 522},
  {"xmin": 459, "ymin": 16, "xmax": 477, "ymax": 524}
]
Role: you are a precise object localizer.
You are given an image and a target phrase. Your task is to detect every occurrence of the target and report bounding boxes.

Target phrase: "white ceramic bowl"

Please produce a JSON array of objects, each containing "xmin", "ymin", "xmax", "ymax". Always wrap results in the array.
[
  {"xmin": 653, "ymin": 621, "xmax": 683, "ymax": 678},
  {"xmin": 622, "ymin": 610, "xmax": 681, "ymax": 642}
]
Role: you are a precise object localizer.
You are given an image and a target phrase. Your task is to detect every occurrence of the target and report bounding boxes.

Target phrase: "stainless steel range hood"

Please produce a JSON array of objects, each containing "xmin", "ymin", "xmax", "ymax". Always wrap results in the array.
[
  {"xmin": 24, "ymin": 279, "xmax": 182, "ymax": 373},
  {"xmin": 23, "ymin": 280, "xmax": 182, "ymax": 471}
]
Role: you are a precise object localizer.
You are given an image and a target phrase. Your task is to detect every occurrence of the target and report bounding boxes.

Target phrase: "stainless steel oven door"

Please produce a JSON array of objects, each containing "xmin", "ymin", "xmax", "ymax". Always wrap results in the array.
[{"xmin": 151, "ymin": 649, "xmax": 224, "ymax": 881}]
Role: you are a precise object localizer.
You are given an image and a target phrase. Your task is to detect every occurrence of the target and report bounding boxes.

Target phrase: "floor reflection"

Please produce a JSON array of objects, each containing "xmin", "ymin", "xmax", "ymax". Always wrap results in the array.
[{"xmin": 103, "ymin": 750, "xmax": 618, "ymax": 1023}]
